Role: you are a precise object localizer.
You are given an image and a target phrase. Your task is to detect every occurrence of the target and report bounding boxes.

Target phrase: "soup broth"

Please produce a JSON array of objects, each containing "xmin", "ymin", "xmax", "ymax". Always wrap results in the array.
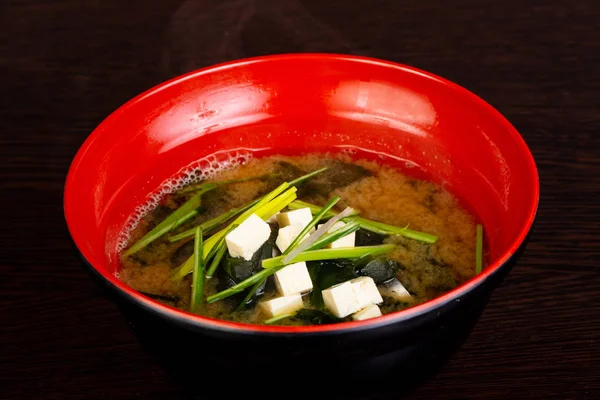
[{"xmin": 120, "ymin": 154, "xmax": 481, "ymax": 326}]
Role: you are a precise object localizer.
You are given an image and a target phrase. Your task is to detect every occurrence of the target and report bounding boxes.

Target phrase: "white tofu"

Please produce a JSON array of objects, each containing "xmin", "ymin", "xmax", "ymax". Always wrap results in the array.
[
  {"xmin": 274, "ymin": 262, "xmax": 313, "ymax": 296},
  {"xmin": 352, "ymin": 304, "xmax": 382, "ymax": 321},
  {"xmin": 275, "ymin": 223, "xmax": 314, "ymax": 253},
  {"xmin": 225, "ymin": 213, "xmax": 271, "ymax": 261},
  {"xmin": 317, "ymin": 221, "xmax": 356, "ymax": 249},
  {"xmin": 351, "ymin": 277, "xmax": 383, "ymax": 309},
  {"xmin": 322, "ymin": 281, "xmax": 360, "ymax": 318},
  {"xmin": 259, "ymin": 293, "xmax": 304, "ymax": 317},
  {"xmin": 379, "ymin": 278, "xmax": 412, "ymax": 301},
  {"xmin": 276, "ymin": 208, "xmax": 313, "ymax": 228}
]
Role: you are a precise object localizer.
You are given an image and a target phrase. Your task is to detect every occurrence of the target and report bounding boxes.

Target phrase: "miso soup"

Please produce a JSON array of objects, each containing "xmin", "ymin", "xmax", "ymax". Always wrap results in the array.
[{"xmin": 119, "ymin": 154, "xmax": 484, "ymax": 326}]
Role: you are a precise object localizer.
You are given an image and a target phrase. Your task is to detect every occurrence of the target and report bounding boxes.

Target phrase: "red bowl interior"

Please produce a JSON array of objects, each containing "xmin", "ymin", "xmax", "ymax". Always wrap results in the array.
[{"xmin": 64, "ymin": 54, "xmax": 539, "ymax": 333}]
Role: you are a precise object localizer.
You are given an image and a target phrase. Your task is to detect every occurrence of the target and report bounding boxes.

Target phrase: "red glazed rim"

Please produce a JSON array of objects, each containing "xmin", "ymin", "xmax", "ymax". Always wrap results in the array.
[{"xmin": 64, "ymin": 53, "xmax": 540, "ymax": 335}]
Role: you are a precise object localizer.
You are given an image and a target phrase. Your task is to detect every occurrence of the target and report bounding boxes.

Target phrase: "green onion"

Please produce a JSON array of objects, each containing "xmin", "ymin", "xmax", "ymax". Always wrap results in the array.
[
  {"xmin": 264, "ymin": 313, "xmax": 295, "ymax": 325},
  {"xmin": 476, "ymin": 224, "xmax": 483, "ymax": 274},
  {"xmin": 289, "ymin": 199, "xmax": 437, "ymax": 244},
  {"xmin": 206, "ymin": 240, "xmax": 228, "ymax": 278},
  {"xmin": 282, "ymin": 196, "xmax": 341, "ymax": 257},
  {"xmin": 207, "ymin": 244, "xmax": 394, "ymax": 303},
  {"xmin": 306, "ymin": 220, "xmax": 361, "ymax": 251},
  {"xmin": 235, "ymin": 277, "xmax": 267, "ymax": 311},
  {"xmin": 356, "ymin": 218, "xmax": 437, "ymax": 243},
  {"xmin": 255, "ymin": 187, "xmax": 298, "ymax": 221},
  {"xmin": 123, "ymin": 190, "xmax": 211, "ymax": 257},
  {"xmin": 168, "ymin": 201, "xmax": 257, "ymax": 243},
  {"xmin": 288, "ymin": 167, "xmax": 328, "ymax": 187},
  {"xmin": 264, "ymin": 244, "xmax": 395, "ymax": 269},
  {"xmin": 190, "ymin": 227, "xmax": 205, "ymax": 313}
]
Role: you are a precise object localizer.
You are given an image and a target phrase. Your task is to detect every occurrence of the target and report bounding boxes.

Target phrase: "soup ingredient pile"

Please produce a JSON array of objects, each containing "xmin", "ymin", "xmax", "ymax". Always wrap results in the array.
[{"xmin": 120, "ymin": 156, "xmax": 484, "ymax": 326}]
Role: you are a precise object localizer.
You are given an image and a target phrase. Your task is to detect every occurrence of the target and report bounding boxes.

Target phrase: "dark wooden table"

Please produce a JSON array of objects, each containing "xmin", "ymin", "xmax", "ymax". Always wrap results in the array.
[{"xmin": 2, "ymin": 1, "xmax": 599, "ymax": 399}]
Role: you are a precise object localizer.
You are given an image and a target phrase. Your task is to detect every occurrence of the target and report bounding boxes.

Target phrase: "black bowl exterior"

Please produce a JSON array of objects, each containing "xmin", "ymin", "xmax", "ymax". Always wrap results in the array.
[{"xmin": 76, "ymin": 229, "xmax": 531, "ymax": 399}]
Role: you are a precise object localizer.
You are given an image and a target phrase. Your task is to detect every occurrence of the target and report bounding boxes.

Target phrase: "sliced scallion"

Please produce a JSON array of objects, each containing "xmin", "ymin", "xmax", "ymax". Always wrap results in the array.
[
  {"xmin": 205, "ymin": 240, "xmax": 228, "ymax": 278},
  {"xmin": 255, "ymin": 187, "xmax": 298, "ymax": 221},
  {"xmin": 190, "ymin": 227, "xmax": 205, "ymax": 313},
  {"xmin": 356, "ymin": 218, "xmax": 437, "ymax": 243},
  {"xmin": 264, "ymin": 244, "xmax": 395, "ymax": 269},
  {"xmin": 476, "ymin": 224, "xmax": 483, "ymax": 274}
]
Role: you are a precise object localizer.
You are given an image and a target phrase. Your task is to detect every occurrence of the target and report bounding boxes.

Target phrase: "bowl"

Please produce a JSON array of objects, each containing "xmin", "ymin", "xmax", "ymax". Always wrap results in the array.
[{"xmin": 64, "ymin": 54, "xmax": 539, "ymax": 398}]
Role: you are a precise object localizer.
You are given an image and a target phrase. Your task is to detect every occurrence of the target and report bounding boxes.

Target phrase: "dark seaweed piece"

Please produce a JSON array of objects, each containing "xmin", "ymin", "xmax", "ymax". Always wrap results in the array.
[
  {"xmin": 292, "ymin": 309, "xmax": 341, "ymax": 325},
  {"xmin": 217, "ymin": 273, "xmax": 239, "ymax": 292},
  {"xmin": 307, "ymin": 262, "xmax": 324, "ymax": 309},
  {"xmin": 169, "ymin": 240, "xmax": 194, "ymax": 268},
  {"xmin": 311, "ymin": 259, "xmax": 358, "ymax": 291},
  {"xmin": 138, "ymin": 291, "xmax": 180, "ymax": 304},
  {"xmin": 235, "ymin": 241, "xmax": 277, "ymax": 309},
  {"xmin": 223, "ymin": 257, "xmax": 257, "ymax": 282},
  {"xmin": 297, "ymin": 160, "xmax": 372, "ymax": 197},
  {"xmin": 221, "ymin": 242, "xmax": 270, "ymax": 282},
  {"xmin": 357, "ymin": 256, "xmax": 399, "ymax": 284},
  {"xmin": 274, "ymin": 161, "xmax": 305, "ymax": 183},
  {"xmin": 355, "ymin": 229, "xmax": 387, "ymax": 246}
]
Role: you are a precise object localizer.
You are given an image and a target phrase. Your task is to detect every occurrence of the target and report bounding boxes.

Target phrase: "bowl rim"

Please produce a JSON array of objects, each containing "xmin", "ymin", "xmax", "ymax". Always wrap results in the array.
[{"xmin": 64, "ymin": 52, "xmax": 540, "ymax": 335}]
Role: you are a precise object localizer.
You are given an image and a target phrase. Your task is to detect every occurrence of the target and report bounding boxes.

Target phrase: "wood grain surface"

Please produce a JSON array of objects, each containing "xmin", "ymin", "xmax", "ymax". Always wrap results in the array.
[{"xmin": 1, "ymin": 1, "xmax": 599, "ymax": 399}]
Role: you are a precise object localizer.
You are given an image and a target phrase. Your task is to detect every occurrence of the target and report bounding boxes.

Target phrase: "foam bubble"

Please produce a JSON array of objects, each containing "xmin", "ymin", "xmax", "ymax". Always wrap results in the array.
[{"xmin": 116, "ymin": 150, "xmax": 252, "ymax": 253}]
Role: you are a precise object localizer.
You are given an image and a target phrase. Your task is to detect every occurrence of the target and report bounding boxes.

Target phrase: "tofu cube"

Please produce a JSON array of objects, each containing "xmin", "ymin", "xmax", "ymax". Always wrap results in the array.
[
  {"xmin": 352, "ymin": 304, "xmax": 382, "ymax": 321},
  {"xmin": 317, "ymin": 221, "xmax": 356, "ymax": 249},
  {"xmin": 277, "ymin": 208, "xmax": 313, "ymax": 228},
  {"xmin": 379, "ymin": 278, "xmax": 412, "ymax": 301},
  {"xmin": 274, "ymin": 262, "xmax": 313, "ymax": 296},
  {"xmin": 259, "ymin": 293, "xmax": 304, "ymax": 317},
  {"xmin": 225, "ymin": 213, "xmax": 271, "ymax": 261},
  {"xmin": 322, "ymin": 281, "xmax": 360, "ymax": 318},
  {"xmin": 351, "ymin": 277, "xmax": 383, "ymax": 309},
  {"xmin": 275, "ymin": 223, "xmax": 314, "ymax": 253}
]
